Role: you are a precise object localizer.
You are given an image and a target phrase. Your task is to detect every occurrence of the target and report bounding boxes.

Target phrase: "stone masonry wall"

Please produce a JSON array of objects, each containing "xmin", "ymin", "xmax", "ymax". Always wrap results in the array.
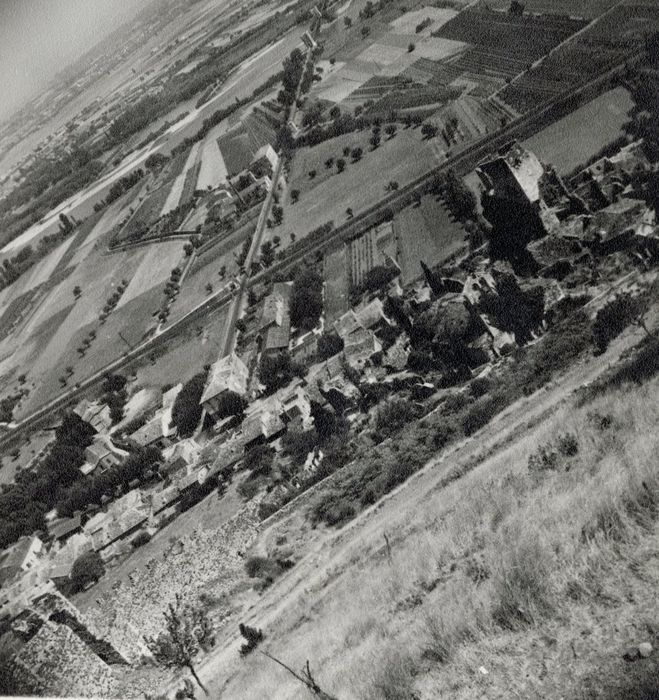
[
  {"xmin": 10, "ymin": 621, "xmax": 119, "ymax": 697},
  {"xmin": 89, "ymin": 501, "xmax": 261, "ymax": 667}
]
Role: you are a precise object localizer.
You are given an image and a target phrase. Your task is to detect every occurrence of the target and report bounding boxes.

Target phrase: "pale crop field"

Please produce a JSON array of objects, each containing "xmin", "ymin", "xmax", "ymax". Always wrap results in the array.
[
  {"xmin": 196, "ymin": 137, "xmax": 229, "ymax": 191},
  {"xmin": 390, "ymin": 6, "xmax": 458, "ymax": 35},
  {"xmin": 117, "ymin": 241, "xmax": 185, "ymax": 308},
  {"xmin": 522, "ymin": 87, "xmax": 635, "ymax": 175}
]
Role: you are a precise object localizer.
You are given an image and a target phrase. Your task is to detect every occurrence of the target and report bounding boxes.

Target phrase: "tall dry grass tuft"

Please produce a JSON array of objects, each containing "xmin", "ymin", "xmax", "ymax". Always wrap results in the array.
[
  {"xmin": 421, "ymin": 587, "xmax": 488, "ymax": 663},
  {"xmin": 363, "ymin": 644, "xmax": 418, "ymax": 700}
]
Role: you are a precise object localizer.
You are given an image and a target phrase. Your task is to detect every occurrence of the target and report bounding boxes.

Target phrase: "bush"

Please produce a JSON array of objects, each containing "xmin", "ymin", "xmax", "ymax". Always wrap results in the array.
[
  {"xmin": 462, "ymin": 393, "xmax": 507, "ymax": 436},
  {"xmin": 70, "ymin": 551, "xmax": 104, "ymax": 591},
  {"xmin": 132, "ymin": 530, "xmax": 152, "ymax": 548},
  {"xmin": 238, "ymin": 477, "xmax": 260, "ymax": 500},
  {"xmin": 374, "ymin": 398, "xmax": 420, "ymax": 441},
  {"xmin": 317, "ymin": 332, "xmax": 344, "ymax": 361},
  {"xmin": 310, "ymin": 490, "xmax": 356, "ymax": 526},
  {"xmin": 492, "ymin": 534, "xmax": 553, "ymax": 629},
  {"xmin": 592, "ymin": 293, "xmax": 644, "ymax": 353}
]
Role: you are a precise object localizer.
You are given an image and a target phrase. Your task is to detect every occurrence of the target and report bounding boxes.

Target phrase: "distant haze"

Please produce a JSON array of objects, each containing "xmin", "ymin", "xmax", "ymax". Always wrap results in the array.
[{"xmin": 0, "ymin": 0, "xmax": 151, "ymax": 122}]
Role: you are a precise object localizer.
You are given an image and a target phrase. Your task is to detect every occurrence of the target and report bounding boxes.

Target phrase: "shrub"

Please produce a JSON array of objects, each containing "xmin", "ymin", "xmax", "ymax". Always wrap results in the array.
[
  {"xmin": 239, "ymin": 623, "xmax": 263, "ymax": 656},
  {"xmin": 132, "ymin": 530, "xmax": 152, "ymax": 548},
  {"xmin": 462, "ymin": 393, "xmax": 507, "ymax": 436},
  {"xmin": 310, "ymin": 490, "xmax": 356, "ymax": 526},
  {"xmin": 237, "ymin": 478, "xmax": 260, "ymax": 500},
  {"xmin": 592, "ymin": 293, "xmax": 644, "ymax": 353},
  {"xmin": 374, "ymin": 398, "xmax": 420, "ymax": 441},
  {"xmin": 70, "ymin": 551, "xmax": 104, "ymax": 591},
  {"xmin": 492, "ymin": 534, "xmax": 553, "ymax": 629}
]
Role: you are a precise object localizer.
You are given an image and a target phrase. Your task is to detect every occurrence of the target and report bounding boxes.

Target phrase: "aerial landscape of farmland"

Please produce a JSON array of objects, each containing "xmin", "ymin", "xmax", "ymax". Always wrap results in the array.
[{"xmin": 0, "ymin": 0, "xmax": 659, "ymax": 697}]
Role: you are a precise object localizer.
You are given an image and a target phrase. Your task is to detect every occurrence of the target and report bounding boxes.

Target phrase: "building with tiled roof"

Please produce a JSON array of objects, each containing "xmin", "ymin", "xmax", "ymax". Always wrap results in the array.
[
  {"xmin": 201, "ymin": 353, "xmax": 250, "ymax": 416},
  {"xmin": 0, "ymin": 536, "xmax": 44, "ymax": 587}
]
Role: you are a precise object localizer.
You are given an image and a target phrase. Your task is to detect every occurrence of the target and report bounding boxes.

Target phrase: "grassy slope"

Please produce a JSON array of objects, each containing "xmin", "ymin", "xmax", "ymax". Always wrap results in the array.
[{"xmin": 178, "ymin": 308, "xmax": 659, "ymax": 699}]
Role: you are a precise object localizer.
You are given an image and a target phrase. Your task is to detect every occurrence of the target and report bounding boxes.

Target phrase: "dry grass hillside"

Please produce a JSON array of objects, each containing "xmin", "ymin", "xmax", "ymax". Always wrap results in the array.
[
  {"xmin": 164, "ymin": 316, "xmax": 659, "ymax": 699},
  {"xmin": 157, "ymin": 304, "xmax": 659, "ymax": 700}
]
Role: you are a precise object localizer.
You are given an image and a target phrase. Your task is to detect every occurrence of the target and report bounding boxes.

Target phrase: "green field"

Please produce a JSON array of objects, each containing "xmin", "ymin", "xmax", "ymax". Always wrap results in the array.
[
  {"xmin": 280, "ymin": 127, "xmax": 444, "ymax": 246},
  {"xmin": 522, "ymin": 87, "xmax": 635, "ymax": 175},
  {"xmin": 394, "ymin": 194, "xmax": 466, "ymax": 282}
]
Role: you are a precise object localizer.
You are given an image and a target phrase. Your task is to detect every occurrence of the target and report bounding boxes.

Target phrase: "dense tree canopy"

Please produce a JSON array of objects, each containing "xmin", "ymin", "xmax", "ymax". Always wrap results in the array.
[
  {"xmin": 171, "ymin": 372, "xmax": 208, "ymax": 437},
  {"xmin": 289, "ymin": 267, "xmax": 324, "ymax": 330}
]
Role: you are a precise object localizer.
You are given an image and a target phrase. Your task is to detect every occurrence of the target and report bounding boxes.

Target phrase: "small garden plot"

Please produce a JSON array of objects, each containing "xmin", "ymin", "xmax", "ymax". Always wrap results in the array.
[
  {"xmin": 522, "ymin": 87, "xmax": 635, "ymax": 175},
  {"xmin": 390, "ymin": 7, "xmax": 458, "ymax": 35},
  {"xmin": 394, "ymin": 195, "xmax": 466, "ymax": 282},
  {"xmin": 117, "ymin": 241, "xmax": 185, "ymax": 309}
]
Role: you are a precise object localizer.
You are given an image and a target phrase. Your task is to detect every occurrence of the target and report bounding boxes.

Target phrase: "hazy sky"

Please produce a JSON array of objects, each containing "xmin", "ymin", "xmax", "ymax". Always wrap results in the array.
[{"xmin": 0, "ymin": 0, "xmax": 150, "ymax": 121}]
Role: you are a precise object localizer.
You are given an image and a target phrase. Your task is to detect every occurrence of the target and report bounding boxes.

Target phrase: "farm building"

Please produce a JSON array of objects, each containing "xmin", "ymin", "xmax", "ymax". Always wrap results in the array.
[
  {"xmin": 250, "ymin": 144, "xmax": 279, "ymax": 179},
  {"xmin": 72, "ymin": 400, "xmax": 112, "ymax": 434},
  {"xmin": 0, "ymin": 536, "xmax": 44, "ymax": 587},
  {"xmin": 259, "ymin": 282, "xmax": 292, "ymax": 355},
  {"xmin": 129, "ymin": 412, "xmax": 172, "ymax": 450},
  {"xmin": 47, "ymin": 515, "xmax": 83, "ymax": 544},
  {"xmin": 81, "ymin": 436, "xmax": 129, "ymax": 476},
  {"xmin": 201, "ymin": 352, "xmax": 250, "ymax": 417}
]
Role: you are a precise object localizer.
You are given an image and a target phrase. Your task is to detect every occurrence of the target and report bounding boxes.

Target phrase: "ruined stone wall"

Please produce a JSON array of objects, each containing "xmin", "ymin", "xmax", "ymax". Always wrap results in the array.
[
  {"xmin": 10, "ymin": 621, "xmax": 119, "ymax": 697},
  {"xmin": 89, "ymin": 501, "xmax": 261, "ymax": 663}
]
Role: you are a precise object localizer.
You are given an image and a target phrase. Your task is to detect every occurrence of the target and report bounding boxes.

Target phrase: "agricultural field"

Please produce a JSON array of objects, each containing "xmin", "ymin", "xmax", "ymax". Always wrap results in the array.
[
  {"xmin": 522, "ymin": 87, "xmax": 635, "ymax": 175},
  {"xmin": 393, "ymin": 194, "xmax": 467, "ymax": 282},
  {"xmin": 280, "ymin": 127, "xmax": 444, "ymax": 245},
  {"xmin": 500, "ymin": 3, "xmax": 659, "ymax": 113},
  {"xmin": 323, "ymin": 245, "xmax": 350, "ymax": 326},
  {"xmin": 196, "ymin": 134, "xmax": 229, "ymax": 191},
  {"xmin": 158, "ymin": 150, "xmax": 193, "ymax": 217},
  {"xmin": 117, "ymin": 241, "xmax": 186, "ymax": 308},
  {"xmin": 129, "ymin": 303, "xmax": 231, "ymax": 389},
  {"xmin": 484, "ymin": 0, "xmax": 622, "ymax": 19},
  {"xmin": 167, "ymin": 220, "xmax": 255, "ymax": 322}
]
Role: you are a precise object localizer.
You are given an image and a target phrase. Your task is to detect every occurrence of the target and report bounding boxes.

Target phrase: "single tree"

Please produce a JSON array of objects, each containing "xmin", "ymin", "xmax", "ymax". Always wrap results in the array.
[
  {"xmin": 346, "ymin": 207, "xmax": 354, "ymax": 219},
  {"xmin": 336, "ymin": 158, "xmax": 346, "ymax": 173},
  {"xmin": 421, "ymin": 122, "xmax": 439, "ymax": 139},
  {"xmin": 70, "ymin": 551, "xmax": 104, "ymax": 591},
  {"xmin": 145, "ymin": 594, "xmax": 214, "ymax": 694},
  {"xmin": 369, "ymin": 133, "xmax": 381, "ymax": 149},
  {"xmin": 73, "ymin": 285, "xmax": 82, "ymax": 299},
  {"xmin": 343, "ymin": 16, "xmax": 352, "ymax": 27},
  {"xmin": 385, "ymin": 123, "xmax": 397, "ymax": 138},
  {"xmin": 308, "ymin": 169, "xmax": 317, "ymax": 180},
  {"xmin": 351, "ymin": 146, "xmax": 363, "ymax": 161},
  {"xmin": 408, "ymin": 42, "xmax": 416, "ymax": 52},
  {"xmin": 290, "ymin": 189, "xmax": 300, "ymax": 204}
]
